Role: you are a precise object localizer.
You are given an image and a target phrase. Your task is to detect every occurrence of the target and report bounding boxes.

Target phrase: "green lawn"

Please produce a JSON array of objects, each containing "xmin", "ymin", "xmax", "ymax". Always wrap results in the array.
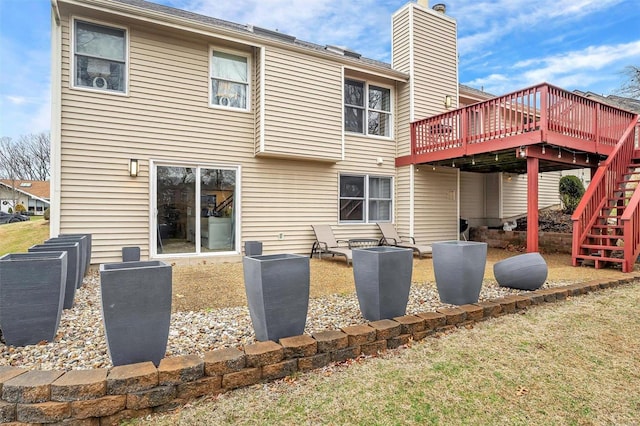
[{"xmin": 0, "ymin": 217, "xmax": 50, "ymax": 256}]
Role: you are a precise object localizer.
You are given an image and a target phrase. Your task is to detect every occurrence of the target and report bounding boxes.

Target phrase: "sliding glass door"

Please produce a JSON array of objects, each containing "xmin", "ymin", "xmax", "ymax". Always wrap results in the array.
[{"xmin": 155, "ymin": 164, "xmax": 237, "ymax": 255}]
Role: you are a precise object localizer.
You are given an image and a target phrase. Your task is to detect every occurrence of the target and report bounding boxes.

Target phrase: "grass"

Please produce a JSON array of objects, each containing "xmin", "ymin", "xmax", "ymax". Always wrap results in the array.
[
  {"xmin": 0, "ymin": 217, "xmax": 49, "ymax": 256},
  {"xmin": 137, "ymin": 284, "xmax": 640, "ymax": 425}
]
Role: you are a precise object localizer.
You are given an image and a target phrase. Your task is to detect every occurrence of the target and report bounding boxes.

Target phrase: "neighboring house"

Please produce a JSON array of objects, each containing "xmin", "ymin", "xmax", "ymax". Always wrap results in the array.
[
  {"xmin": 49, "ymin": 0, "xmax": 636, "ymax": 266},
  {"xmin": 0, "ymin": 180, "xmax": 50, "ymax": 215}
]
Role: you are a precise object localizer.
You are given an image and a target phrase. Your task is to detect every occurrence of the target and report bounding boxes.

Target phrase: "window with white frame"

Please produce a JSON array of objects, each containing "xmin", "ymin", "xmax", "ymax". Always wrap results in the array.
[
  {"xmin": 339, "ymin": 174, "xmax": 392, "ymax": 223},
  {"xmin": 73, "ymin": 20, "xmax": 126, "ymax": 92},
  {"xmin": 344, "ymin": 79, "xmax": 392, "ymax": 137},
  {"xmin": 210, "ymin": 49, "xmax": 249, "ymax": 110}
]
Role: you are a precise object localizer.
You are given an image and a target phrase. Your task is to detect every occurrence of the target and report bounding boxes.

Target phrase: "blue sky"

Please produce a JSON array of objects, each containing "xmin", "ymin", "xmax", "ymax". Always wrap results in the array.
[{"xmin": 1, "ymin": 0, "xmax": 639, "ymax": 139}]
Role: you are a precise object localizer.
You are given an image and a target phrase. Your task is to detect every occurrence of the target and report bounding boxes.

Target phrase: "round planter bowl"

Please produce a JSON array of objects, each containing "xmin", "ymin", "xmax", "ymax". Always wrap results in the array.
[{"xmin": 494, "ymin": 252, "xmax": 548, "ymax": 290}]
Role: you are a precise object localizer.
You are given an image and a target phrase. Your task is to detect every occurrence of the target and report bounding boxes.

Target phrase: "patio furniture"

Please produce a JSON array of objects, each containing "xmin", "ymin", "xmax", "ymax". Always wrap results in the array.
[
  {"xmin": 377, "ymin": 222, "xmax": 432, "ymax": 258},
  {"xmin": 310, "ymin": 224, "xmax": 353, "ymax": 266}
]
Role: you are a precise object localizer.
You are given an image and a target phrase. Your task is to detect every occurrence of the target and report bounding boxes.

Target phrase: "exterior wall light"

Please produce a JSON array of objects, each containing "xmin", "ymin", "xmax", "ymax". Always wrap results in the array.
[
  {"xmin": 444, "ymin": 95, "xmax": 452, "ymax": 108},
  {"xmin": 129, "ymin": 159, "xmax": 139, "ymax": 177}
]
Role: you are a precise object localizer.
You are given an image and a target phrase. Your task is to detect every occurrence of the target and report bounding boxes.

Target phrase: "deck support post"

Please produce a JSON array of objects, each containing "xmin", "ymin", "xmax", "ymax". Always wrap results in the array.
[{"xmin": 526, "ymin": 156, "xmax": 539, "ymax": 253}]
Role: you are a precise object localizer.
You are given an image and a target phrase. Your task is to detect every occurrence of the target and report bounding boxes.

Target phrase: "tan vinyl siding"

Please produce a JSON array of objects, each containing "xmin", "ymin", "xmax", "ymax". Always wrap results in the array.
[
  {"xmin": 396, "ymin": 82, "xmax": 412, "ymax": 157},
  {"xmin": 392, "ymin": 8, "xmax": 412, "ymax": 158},
  {"xmin": 460, "ymin": 171, "xmax": 486, "ymax": 225},
  {"xmin": 411, "ymin": 7, "xmax": 458, "ymax": 120},
  {"xmin": 502, "ymin": 171, "xmax": 562, "ymax": 218},
  {"xmin": 255, "ymin": 47, "xmax": 262, "ymax": 154},
  {"xmin": 394, "ymin": 166, "xmax": 412, "ymax": 237},
  {"xmin": 414, "ymin": 168, "xmax": 458, "ymax": 243},
  {"xmin": 60, "ymin": 13, "xmax": 256, "ymax": 263},
  {"xmin": 260, "ymin": 46, "xmax": 343, "ymax": 161},
  {"xmin": 392, "ymin": 8, "xmax": 411, "ymax": 73},
  {"xmin": 485, "ymin": 174, "xmax": 501, "ymax": 221}
]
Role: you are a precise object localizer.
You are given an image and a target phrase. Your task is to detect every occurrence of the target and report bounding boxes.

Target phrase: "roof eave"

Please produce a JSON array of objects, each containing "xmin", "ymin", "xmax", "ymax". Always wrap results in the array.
[{"xmin": 58, "ymin": 0, "xmax": 409, "ymax": 82}]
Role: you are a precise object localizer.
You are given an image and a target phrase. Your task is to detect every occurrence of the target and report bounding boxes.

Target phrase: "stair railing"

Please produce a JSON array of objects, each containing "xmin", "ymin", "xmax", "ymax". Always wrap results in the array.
[
  {"xmin": 622, "ymin": 145, "xmax": 640, "ymax": 272},
  {"xmin": 572, "ymin": 116, "xmax": 639, "ymax": 266}
]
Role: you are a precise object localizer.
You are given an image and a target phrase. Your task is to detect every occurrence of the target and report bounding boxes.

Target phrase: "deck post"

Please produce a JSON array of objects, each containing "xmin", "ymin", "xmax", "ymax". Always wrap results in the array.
[{"xmin": 527, "ymin": 156, "xmax": 539, "ymax": 253}]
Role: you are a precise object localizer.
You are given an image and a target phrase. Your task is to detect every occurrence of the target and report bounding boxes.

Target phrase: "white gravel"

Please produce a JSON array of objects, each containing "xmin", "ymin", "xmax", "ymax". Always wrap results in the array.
[{"xmin": 0, "ymin": 273, "xmax": 577, "ymax": 371}]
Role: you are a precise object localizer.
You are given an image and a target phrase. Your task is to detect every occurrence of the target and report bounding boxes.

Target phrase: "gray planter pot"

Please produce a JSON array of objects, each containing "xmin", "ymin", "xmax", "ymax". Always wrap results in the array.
[
  {"xmin": 28, "ymin": 242, "xmax": 80, "ymax": 309},
  {"xmin": 122, "ymin": 246, "xmax": 141, "ymax": 262},
  {"xmin": 494, "ymin": 252, "xmax": 548, "ymax": 290},
  {"xmin": 0, "ymin": 252, "xmax": 67, "ymax": 347},
  {"xmin": 244, "ymin": 241, "xmax": 263, "ymax": 256},
  {"xmin": 352, "ymin": 246, "xmax": 413, "ymax": 321},
  {"xmin": 46, "ymin": 235, "xmax": 88, "ymax": 286},
  {"xmin": 242, "ymin": 254, "xmax": 309, "ymax": 342},
  {"xmin": 432, "ymin": 241, "xmax": 487, "ymax": 305},
  {"xmin": 99, "ymin": 260, "xmax": 172, "ymax": 366},
  {"xmin": 59, "ymin": 233, "xmax": 92, "ymax": 276}
]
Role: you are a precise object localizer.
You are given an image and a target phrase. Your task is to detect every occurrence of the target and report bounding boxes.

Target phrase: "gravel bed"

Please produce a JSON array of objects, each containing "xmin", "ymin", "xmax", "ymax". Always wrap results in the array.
[{"xmin": 0, "ymin": 273, "xmax": 578, "ymax": 371}]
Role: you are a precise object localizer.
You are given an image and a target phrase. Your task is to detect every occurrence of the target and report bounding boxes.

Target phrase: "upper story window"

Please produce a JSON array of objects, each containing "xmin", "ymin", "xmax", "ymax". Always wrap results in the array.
[
  {"xmin": 73, "ymin": 20, "xmax": 127, "ymax": 93},
  {"xmin": 344, "ymin": 79, "xmax": 392, "ymax": 137},
  {"xmin": 210, "ymin": 49, "xmax": 250, "ymax": 110},
  {"xmin": 339, "ymin": 174, "xmax": 392, "ymax": 223}
]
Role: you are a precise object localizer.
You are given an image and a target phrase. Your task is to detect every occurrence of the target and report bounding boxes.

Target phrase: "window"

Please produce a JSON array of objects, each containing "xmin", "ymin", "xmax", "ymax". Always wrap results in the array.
[
  {"xmin": 344, "ymin": 79, "xmax": 392, "ymax": 137},
  {"xmin": 211, "ymin": 49, "xmax": 249, "ymax": 110},
  {"xmin": 73, "ymin": 20, "xmax": 126, "ymax": 93},
  {"xmin": 339, "ymin": 175, "xmax": 392, "ymax": 223}
]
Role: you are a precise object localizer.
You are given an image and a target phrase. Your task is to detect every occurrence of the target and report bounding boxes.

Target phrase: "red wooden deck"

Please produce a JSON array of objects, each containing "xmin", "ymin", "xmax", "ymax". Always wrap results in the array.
[
  {"xmin": 396, "ymin": 83, "xmax": 636, "ymax": 170},
  {"xmin": 397, "ymin": 83, "xmax": 639, "ymax": 271}
]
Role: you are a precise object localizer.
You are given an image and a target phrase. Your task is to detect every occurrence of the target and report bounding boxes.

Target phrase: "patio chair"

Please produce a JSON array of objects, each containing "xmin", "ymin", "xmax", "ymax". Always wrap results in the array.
[
  {"xmin": 377, "ymin": 222, "xmax": 432, "ymax": 258},
  {"xmin": 310, "ymin": 224, "xmax": 353, "ymax": 266}
]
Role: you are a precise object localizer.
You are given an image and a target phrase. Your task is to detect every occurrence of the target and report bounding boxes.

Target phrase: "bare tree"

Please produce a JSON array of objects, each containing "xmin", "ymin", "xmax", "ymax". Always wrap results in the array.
[
  {"xmin": 616, "ymin": 65, "xmax": 640, "ymax": 99},
  {"xmin": 0, "ymin": 137, "xmax": 23, "ymax": 211},
  {"xmin": 0, "ymin": 132, "xmax": 50, "ymax": 180}
]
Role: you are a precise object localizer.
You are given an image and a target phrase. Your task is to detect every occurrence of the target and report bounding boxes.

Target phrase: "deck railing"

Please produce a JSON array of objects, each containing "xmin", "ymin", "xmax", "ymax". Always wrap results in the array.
[{"xmin": 409, "ymin": 83, "xmax": 636, "ymax": 162}]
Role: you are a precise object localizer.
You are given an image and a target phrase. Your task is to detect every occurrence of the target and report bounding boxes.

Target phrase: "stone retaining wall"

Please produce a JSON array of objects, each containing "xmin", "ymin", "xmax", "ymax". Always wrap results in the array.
[
  {"xmin": 470, "ymin": 226, "xmax": 573, "ymax": 254},
  {"xmin": 0, "ymin": 276, "xmax": 637, "ymax": 425}
]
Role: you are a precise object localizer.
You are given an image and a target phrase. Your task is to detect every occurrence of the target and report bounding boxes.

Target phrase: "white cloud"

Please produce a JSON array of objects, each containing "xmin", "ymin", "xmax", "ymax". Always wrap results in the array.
[
  {"xmin": 467, "ymin": 41, "xmax": 640, "ymax": 94},
  {"xmin": 166, "ymin": 0, "xmax": 393, "ymax": 60},
  {"xmin": 6, "ymin": 96, "xmax": 27, "ymax": 105},
  {"xmin": 456, "ymin": 0, "xmax": 625, "ymax": 57}
]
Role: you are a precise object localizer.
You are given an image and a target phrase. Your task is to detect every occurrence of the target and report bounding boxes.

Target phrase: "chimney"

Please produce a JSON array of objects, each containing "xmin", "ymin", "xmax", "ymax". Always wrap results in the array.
[
  {"xmin": 432, "ymin": 3, "xmax": 446, "ymax": 13},
  {"xmin": 416, "ymin": 0, "xmax": 429, "ymax": 7}
]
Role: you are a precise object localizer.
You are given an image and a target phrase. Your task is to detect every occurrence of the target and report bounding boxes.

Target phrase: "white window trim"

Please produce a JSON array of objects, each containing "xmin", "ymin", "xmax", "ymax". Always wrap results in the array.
[
  {"xmin": 149, "ymin": 160, "xmax": 241, "ymax": 258},
  {"xmin": 344, "ymin": 78, "xmax": 394, "ymax": 139},
  {"xmin": 339, "ymin": 174, "xmax": 394, "ymax": 224},
  {"xmin": 208, "ymin": 46, "xmax": 252, "ymax": 112},
  {"xmin": 70, "ymin": 16, "xmax": 129, "ymax": 96}
]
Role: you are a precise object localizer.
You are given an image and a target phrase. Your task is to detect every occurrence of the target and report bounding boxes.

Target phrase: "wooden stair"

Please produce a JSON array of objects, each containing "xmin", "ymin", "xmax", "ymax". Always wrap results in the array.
[{"xmin": 573, "ymin": 155, "xmax": 640, "ymax": 271}]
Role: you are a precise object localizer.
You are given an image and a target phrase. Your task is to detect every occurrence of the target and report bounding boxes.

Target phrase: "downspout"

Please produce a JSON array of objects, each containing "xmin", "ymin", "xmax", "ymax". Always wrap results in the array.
[
  {"xmin": 50, "ymin": 0, "xmax": 62, "ymax": 237},
  {"xmin": 408, "ymin": 5, "xmax": 415, "ymax": 236}
]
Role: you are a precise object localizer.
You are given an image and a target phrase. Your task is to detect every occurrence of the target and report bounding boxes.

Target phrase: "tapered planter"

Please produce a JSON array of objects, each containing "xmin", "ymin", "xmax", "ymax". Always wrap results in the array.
[
  {"xmin": 29, "ymin": 242, "xmax": 80, "ymax": 309},
  {"xmin": 244, "ymin": 241, "xmax": 263, "ymax": 256},
  {"xmin": 47, "ymin": 235, "xmax": 88, "ymax": 286},
  {"xmin": 99, "ymin": 260, "xmax": 172, "ymax": 366},
  {"xmin": 494, "ymin": 252, "xmax": 548, "ymax": 290},
  {"xmin": 432, "ymin": 241, "xmax": 487, "ymax": 305},
  {"xmin": 352, "ymin": 246, "xmax": 413, "ymax": 321},
  {"xmin": 242, "ymin": 254, "xmax": 309, "ymax": 341},
  {"xmin": 60, "ymin": 233, "xmax": 92, "ymax": 276},
  {"xmin": 0, "ymin": 252, "xmax": 67, "ymax": 346}
]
